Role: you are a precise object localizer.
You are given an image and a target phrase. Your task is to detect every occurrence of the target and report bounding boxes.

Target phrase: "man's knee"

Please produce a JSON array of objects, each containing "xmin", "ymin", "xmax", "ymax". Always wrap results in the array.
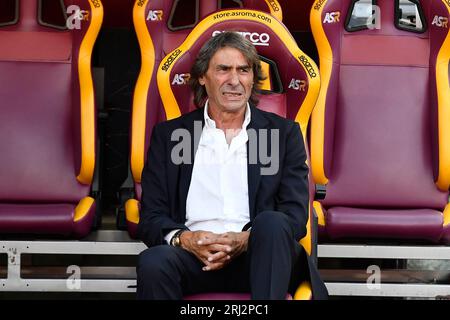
[
  {"xmin": 251, "ymin": 211, "xmax": 292, "ymax": 239},
  {"xmin": 137, "ymin": 246, "xmax": 178, "ymax": 280}
]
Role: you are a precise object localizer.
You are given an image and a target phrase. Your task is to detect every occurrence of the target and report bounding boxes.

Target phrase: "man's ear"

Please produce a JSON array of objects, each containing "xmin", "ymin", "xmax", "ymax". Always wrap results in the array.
[{"xmin": 199, "ymin": 76, "xmax": 205, "ymax": 86}]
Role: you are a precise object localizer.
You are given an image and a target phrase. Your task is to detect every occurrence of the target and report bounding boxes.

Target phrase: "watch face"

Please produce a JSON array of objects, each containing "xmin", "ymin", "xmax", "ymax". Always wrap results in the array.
[{"xmin": 172, "ymin": 232, "xmax": 181, "ymax": 246}]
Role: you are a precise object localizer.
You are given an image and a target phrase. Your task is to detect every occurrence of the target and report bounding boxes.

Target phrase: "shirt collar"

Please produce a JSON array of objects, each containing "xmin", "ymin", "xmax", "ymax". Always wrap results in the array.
[{"xmin": 204, "ymin": 100, "xmax": 251, "ymax": 130}]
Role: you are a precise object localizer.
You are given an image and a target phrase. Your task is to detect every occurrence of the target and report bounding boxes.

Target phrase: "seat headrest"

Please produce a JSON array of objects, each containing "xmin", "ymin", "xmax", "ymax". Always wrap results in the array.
[
  {"xmin": 0, "ymin": 0, "xmax": 67, "ymax": 32},
  {"xmin": 0, "ymin": 0, "xmax": 103, "ymax": 188},
  {"xmin": 311, "ymin": 0, "xmax": 450, "ymax": 38},
  {"xmin": 135, "ymin": 0, "xmax": 282, "ymax": 55},
  {"xmin": 157, "ymin": 9, "xmax": 320, "ymax": 137},
  {"xmin": 310, "ymin": 0, "xmax": 450, "ymax": 189},
  {"xmin": 0, "ymin": 1, "xmax": 104, "ymax": 31},
  {"xmin": 131, "ymin": 1, "xmax": 282, "ymax": 182},
  {"xmin": 0, "ymin": 0, "xmax": 103, "ymax": 62}
]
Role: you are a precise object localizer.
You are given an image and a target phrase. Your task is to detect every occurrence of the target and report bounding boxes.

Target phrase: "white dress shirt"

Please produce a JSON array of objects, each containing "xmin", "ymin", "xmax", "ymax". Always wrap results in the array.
[{"xmin": 165, "ymin": 101, "xmax": 251, "ymax": 244}]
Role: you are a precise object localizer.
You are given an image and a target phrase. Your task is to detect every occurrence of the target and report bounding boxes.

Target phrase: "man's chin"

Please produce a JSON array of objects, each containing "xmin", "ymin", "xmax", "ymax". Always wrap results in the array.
[{"xmin": 221, "ymin": 101, "xmax": 247, "ymax": 112}]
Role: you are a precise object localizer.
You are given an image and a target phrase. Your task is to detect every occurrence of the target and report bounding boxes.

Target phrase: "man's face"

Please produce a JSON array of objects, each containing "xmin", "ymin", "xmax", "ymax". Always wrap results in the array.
[{"xmin": 199, "ymin": 47, "xmax": 254, "ymax": 113}]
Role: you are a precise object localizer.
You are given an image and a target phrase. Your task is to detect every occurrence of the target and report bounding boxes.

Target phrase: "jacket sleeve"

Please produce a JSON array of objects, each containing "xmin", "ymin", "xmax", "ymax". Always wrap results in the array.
[
  {"xmin": 276, "ymin": 122, "xmax": 309, "ymax": 241},
  {"xmin": 137, "ymin": 123, "xmax": 188, "ymax": 247}
]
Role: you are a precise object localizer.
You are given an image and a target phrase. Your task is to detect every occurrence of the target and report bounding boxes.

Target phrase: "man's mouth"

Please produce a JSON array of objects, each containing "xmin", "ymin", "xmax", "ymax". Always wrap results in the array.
[{"xmin": 222, "ymin": 92, "xmax": 243, "ymax": 97}]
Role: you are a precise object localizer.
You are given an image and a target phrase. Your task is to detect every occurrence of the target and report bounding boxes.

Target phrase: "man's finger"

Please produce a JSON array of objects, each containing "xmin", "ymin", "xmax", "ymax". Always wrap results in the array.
[
  {"xmin": 213, "ymin": 254, "xmax": 231, "ymax": 265},
  {"xmin": 207, "ymin": 251, "xmax": 230, "ymax": 263},
  {"xmin": 198, "ymin": 237, "xmax": 233, "ymax": 246},
  {"xmin": 197, "ymin": 235, "xmax": 217, "ymax": 245},
  {"xmin": 204, "ymin": 243, "xmax": 232, "ymax": 253},
  {"xmin": 197, "ymin": 237, "xmax": 217, "ymax": 245},
  {"xmin": 203, "ymin": 261, "xmax": 226, "ymax": 271}
]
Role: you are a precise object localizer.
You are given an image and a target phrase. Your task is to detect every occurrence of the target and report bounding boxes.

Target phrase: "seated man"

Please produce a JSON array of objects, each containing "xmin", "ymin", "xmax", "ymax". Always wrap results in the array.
[{"xmin": 136, "ymin": 31, "xmax": 328, "ymax": 300}]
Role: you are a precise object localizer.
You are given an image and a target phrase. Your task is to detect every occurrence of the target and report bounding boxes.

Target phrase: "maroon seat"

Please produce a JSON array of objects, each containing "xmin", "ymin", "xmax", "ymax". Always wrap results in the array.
[
  {"xmin": 0, "ymin": 0, "xmax": 103, "ymax": 238},
  {"xmin": 125, "ymin": 0, "xmax": 283, "ymax": 237},
  {"xmin": 310, "ymin": 0, "xmax": 450, "ymax": 243},
  {"xmin": 153, "ymin": 7, "xmax": 319, "ymax": 300}
]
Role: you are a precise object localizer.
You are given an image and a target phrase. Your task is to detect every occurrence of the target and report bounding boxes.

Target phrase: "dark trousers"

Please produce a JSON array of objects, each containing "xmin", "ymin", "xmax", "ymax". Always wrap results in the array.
[{"xmin": 136, "ymin": 211, "xmax": 307, "ymax": 300}]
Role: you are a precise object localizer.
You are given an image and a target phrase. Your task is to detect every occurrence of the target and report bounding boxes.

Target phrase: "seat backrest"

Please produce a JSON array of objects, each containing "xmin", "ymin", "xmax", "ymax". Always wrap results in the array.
[
  {"xmin": 0, "ymin": 0, "xmax": 102, "ymax": 203},
  {"xmin": 310, "ymin": 0, "xmax": 450, "ymax": 210},
  {"xmin": 157, "ymin": 8, "xmax": 320, "ymax": 255},
  {"xmin": 131, "ymin": 0, "xmax": 282, "ymax": 190}
]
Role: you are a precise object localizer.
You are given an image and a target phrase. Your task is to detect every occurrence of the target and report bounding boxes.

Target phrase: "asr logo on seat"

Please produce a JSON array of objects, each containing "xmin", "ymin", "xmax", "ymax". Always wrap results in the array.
[
  {"xmin": 323, "ymin": 11, "xmax": 340, "ymax": 24},
  {"xmin": 66, "ymin": 5, "xmax": 90, "ymax": 29},
  {"xmin": 79, "ymin": 10, "xmax": 89, "ymax": 21},
  {"xmin": 432, "ymin": 15, "xmax": 448, "ymax": 28},
  {"xmin": 288, "ymin": 79, "xmax": 306, "ymax": 91},
  {"xmin": 172, "ymin": 73, "xmax": 191, "ymax": 85},
  {"xmin": 147, "ymin": 10, "xmax": 163, "ymax": 21}
]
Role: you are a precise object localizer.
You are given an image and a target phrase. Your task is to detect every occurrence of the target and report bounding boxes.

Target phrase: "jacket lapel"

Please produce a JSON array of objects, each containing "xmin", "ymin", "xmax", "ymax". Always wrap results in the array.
[
  {"xmin": 247, "ymin": 106, "xmax": 269, "ymax": 220},
  {"xmin": 178, "ymin": 108, "xmax": 204, "ymax": 222}
]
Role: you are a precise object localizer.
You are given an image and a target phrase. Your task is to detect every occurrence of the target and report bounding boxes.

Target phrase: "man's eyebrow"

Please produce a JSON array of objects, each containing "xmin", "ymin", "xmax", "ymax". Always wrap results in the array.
[
  {"xmin": 238, "ymin": 64, "xmax": 251, "ymax": 69},
  {"xmin": 216, "ymin": 64, "xmax": 251, "ymax": 69},
  {"xmin": 217, "ymin": 64, "xmax": 231, "ymax": 69}
]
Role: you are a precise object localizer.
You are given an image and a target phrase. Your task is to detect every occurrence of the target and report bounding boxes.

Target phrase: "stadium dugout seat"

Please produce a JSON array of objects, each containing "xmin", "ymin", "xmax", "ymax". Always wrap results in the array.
[
  {"xmin": 0, "ymin": 0, "xmax": 103, "ymax": 238},
  {"xmin": 142, "ymin": 8, "xmax": 320, "ymax": 299},
  {"xmin": 310, "ymin": 0, "xmax": 450, "ymax": 244},
  {"xmin": 123, "ymin": 0, "xmax": 283, "ymax": 234}
]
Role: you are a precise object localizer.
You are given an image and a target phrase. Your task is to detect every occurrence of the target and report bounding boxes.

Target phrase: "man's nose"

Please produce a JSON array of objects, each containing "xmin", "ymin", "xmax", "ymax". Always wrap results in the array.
[{"xmin": 228, "ymin": 70, "xmax": 240, "ymax": 86}]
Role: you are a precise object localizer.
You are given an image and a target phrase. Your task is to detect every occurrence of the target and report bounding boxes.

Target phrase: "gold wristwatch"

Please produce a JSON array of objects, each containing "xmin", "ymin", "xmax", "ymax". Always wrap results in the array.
[{"xmin": 170, "ymin": 230, "xmax": 185, "ymax": 247}]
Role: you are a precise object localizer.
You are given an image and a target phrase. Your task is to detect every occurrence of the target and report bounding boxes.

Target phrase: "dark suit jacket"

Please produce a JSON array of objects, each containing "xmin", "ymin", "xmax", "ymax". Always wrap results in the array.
[{"xmin": 137, "ymin": 106, "xmax": 328, "ymax": 299}]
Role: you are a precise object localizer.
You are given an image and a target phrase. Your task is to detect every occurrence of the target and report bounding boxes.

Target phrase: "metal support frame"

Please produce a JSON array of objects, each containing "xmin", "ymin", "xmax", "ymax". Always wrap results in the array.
[
  {"xmin": 0, "ymin": 231, "xmax": 146, "ymax": 292},
  {"xmin": 2, "ymin": 235, "xmax": 450, "ymax": 297},
  {"xmin": 318, "ymin": 244, "xmax": 450, "ymax": 298}
]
